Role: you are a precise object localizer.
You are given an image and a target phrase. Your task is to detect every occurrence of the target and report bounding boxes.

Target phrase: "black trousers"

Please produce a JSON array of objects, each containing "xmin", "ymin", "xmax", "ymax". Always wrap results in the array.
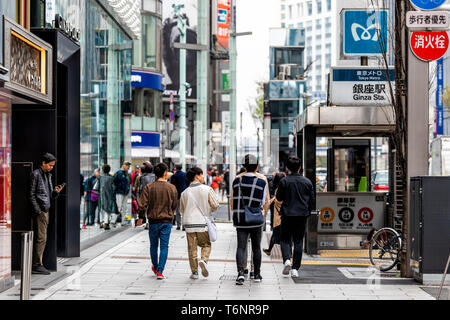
[
  {"xmin": 236, "ymin": 227, "xmax": 262, "ymax": 275},
  {"xmin": 280, "ymin": 216, "xmax": 308, "ymax": 270}
]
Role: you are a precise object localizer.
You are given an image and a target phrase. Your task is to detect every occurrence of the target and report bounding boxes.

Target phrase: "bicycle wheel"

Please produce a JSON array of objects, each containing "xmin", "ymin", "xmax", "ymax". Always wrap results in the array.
[{"xmin": 369, "ymin": 228, "xmax": 401, "ymax": 272}]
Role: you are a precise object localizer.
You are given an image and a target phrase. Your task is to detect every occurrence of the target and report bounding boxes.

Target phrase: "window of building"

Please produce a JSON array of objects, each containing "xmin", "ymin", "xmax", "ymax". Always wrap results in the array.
[
  {"xmin": 316, "ymin": 19, "xmax": 322, "ymax": 30},
  {"xmin": 325, "ymin": 53, "xmax": 331, "ymax": 68},
  {"xmin": 289, "ymin": 5, "xmax": 292, "ymax": 19},
  {"xmin": 327, "ymin": 0, "xmax": 332, "ymax": 11},
  {"xmin": 307, "ymin": 1, "xmax": 312, "ymax": 16},
  {"xmin": 288, "ymin": 24, "xmax": 294, "ymax": 28},
  {"xmin": 317, "ymin": 1, "xmax": 322, "ymax": 14},
  {"xmin": 297, "ymin": 3, "xmax": 302, "ymax": 17},
  {"xmin": 297, "ymin": 22, "xmax": 303, "ymax": 28},
  {"xmin": 316, "ymin": 34, "xmax": 322, "ymax": 42},
  {"xmin": 281, "ymin": 22, "xmax": 286, "ymax": 28}
]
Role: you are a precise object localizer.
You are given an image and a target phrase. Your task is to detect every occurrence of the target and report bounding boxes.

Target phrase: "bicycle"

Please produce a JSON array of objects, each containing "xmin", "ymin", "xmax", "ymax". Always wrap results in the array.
[{"xmin": 369, "ymin": 216, "xmax": 402, "ymax": 272}]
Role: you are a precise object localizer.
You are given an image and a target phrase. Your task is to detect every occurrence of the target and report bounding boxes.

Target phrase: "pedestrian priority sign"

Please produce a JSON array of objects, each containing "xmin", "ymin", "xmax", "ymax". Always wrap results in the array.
[{"xmin": 342, "ymin": 9, "xmax": 389, "ymax": 56}]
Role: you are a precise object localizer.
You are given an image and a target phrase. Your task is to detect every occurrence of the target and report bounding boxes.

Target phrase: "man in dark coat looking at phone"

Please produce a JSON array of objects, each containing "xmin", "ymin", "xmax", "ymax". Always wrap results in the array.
[{"xmin": 28, "ymin": 152, "xmax": 65, "ymax": 275}]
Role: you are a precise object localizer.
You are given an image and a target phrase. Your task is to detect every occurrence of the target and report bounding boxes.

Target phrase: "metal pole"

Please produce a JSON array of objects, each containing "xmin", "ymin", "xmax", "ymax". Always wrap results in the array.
[
  {"xmin": 197, "ymin": 0, "xmax": 209, "ymax": 175},
  {"xmin": 20, "ymin": 231, "xmax": 33, "ymax": 300},
  {"xmin": 229, "ymin": 1, "xmax": 237, "ymax": 193},
  {"xmin": 437, "ymin": 253, "xmax": 450, "ymax": 300},
  {"xmin": 174, "ymin": 4, "xmax": 187, "ymax": 172}
]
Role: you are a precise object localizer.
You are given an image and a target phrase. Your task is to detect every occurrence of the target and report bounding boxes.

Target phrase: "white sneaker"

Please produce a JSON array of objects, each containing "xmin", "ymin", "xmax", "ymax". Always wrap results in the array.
[
  {"xmin": 199, "ymin": 260, "xmax": 209, "ymax": 277},
  {"xmin": 290, "ymin": 269, "xmax": 299, "ymax": 278},
  {"xmin": 282, "ymin": 260, "xmax": 291, "ymax": 276},
  {"xmin": 190, "ymin": 272, "xmax": 199, "ymax": 280}
]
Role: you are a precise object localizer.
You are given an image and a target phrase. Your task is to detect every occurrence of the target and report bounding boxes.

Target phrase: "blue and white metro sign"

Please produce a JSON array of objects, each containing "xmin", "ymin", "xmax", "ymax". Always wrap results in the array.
[
  {"xmin": 410, "ymin": 0, "xmax": 446, "ymax": 11},
  {"xmin": 343, "ymin": 9, "xmax": 388, "ymax": 56}
]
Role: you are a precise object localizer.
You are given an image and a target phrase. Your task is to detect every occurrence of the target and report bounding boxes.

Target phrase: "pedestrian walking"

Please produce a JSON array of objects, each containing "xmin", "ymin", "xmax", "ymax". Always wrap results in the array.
[
  {"xmin": 170, "ymin": 164, "xmax": 187, "ymax": 230},
  {"xmin": 83, "ymin": 168, "xmax": 100, "ymax": 226},
  {"xmin": 136, "ymin": 163, "xmax": 178, "ymax": 280},
  {"xmin": 135, "ymin": 163, "xmax": 156, "ymax": 229},
  {"xmin": 275, "ymin": 156, "xmax": 315, "ymax": 278},
  {"xmin": 230, "ymin": 154, "xmax": 270, "ymax": 285},
  {"xmin": 28, "ymin": 153, "xmax": 65, "ymax": 275},
  {"xmin": 80, "ymin": 173, "xmax": 84, "ymax": 206},
  {"xmin": 263, "ymin": 172, "xmax": 286, "ymax": 256},
  {"xmin": 113, "ymin": 161, "xmax": 131, "ymax": 225},
  {"xmin": 98, "ymin": 164, "xmax": 117, "ymax": 230},
  {"xmin": 180, "ymin": 167, "xmax": 220, "ymax": 279},
  {"xmin": 211, "ymin": 174, "xmax": 222, "ymax": 197}
]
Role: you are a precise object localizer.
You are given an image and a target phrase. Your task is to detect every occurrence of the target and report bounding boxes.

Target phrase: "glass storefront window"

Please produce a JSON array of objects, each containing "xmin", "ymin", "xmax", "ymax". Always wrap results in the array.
[
  {"xmin": 143, "ymin": 14, "xmax": 157, "ymax": 69},
  {"xmin": 0, "ymin": 2, "xmax": 17, "ymax": 63}
]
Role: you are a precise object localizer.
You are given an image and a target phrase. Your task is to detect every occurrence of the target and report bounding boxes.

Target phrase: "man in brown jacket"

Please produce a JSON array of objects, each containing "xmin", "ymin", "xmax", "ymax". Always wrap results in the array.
[{"xmin": 136, "ymin": 163, "xmax": 178, "ymax": 280}]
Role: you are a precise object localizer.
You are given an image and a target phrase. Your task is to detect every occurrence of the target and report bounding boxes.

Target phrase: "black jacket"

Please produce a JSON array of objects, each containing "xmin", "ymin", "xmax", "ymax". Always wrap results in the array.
[
  {"xmin": 29, "ymin": 168, "xmax": 59, "ymax": 216},
  {"xmin": 275, "ymin": 173, "xmax": 315, "ymax": 217}
]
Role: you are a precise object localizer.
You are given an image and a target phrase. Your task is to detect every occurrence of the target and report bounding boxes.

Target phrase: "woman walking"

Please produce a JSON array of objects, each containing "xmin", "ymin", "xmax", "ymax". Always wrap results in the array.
[
  {"xmin": 99, "ymin": 164, "xmax": 117, "ymax": 230},
  {"xmin": 263, "ymin": 172, "xmax": 286, "ymax": 256},
  {"xmin": 180, "ymin": 167, "xmax": 220, "ymax": 279}
]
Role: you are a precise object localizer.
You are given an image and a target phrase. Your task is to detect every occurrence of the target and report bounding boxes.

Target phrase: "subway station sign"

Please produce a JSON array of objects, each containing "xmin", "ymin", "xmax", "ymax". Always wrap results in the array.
[
  {"xmin": 330, "ymin": 67, "xmax": 395, "ymax": 106},
  {"xmin": 317, "ymin": 193, "xmax": 386, "ymax": 233}
]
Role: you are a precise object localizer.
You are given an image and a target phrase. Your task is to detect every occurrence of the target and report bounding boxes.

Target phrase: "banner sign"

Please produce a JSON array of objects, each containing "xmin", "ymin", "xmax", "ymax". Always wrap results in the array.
[
  {"xmin": 342, "ymin": 9, "xmax": 388, "ymax": 56},
  {"xmin": 407, "ymin": 11, "xmax": 449, "ymax": 29},
  {"xmin": 221, "ymin": 111, "xmax": 230, "ymax": 147},
  {"xmin": 436, "ymin": 58, "xmax": 444, "ymax": 135},
  {"xmin": 131, "ymin": 131, "xmax": 160, "ymax": 148},
  {"xmin": 217, "ymin": 0, "xmax": 231, "ymax": 50},
  {"xmin": 330, "ymin": 67, "xmax": 395, "ymax": 106},
  {"xmin": 409, "ymin": 0, "xmax": 446, "ymax": 11},
  {"xmin": 131, "ymin": 70, "xmax": 164, "ymax": 91}
]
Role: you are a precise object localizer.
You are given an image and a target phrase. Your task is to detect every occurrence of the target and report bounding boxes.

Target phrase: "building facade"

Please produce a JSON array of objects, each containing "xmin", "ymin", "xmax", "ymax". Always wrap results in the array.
[
  {"xmin": 48, "ymin": 0, "xmax": 137, "ymax": 176},
  {"xmin": 281, "ymin": 0, "xmax": 336, "ymax": 103},
  {"xmin": 264, "ymin": 28, "xmax": 306, "ymax": 170},
  {"xmin": 129, "ymin": 0, "xmax": 164, "ymax": 167}
]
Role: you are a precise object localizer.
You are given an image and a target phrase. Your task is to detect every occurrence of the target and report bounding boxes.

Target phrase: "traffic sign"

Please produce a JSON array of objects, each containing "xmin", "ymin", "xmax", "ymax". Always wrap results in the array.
[
  {"xmin": 343, "ymin": 9, "xmax": 388, "ymax": 56},
  {"xmin": 409, "ymin": 0, "xmax": 446, "ymax": 11},
  {"xmin": 410, "ymin": 31, "xmax": 449, "ymax": 61},
  {"xmin": 407, "ymin": 11, "xmax": 449, "ymax": 29}
]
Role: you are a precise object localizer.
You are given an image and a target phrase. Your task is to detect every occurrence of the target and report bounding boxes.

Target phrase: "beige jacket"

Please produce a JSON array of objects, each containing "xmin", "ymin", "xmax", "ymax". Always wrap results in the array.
[
  {"xmin": 180, "ymin": 182, "xmax": 220, "ymax": 233},
  {"xmin": 229, "ymin": 171, "xmax": 270, "ymax": 217}
]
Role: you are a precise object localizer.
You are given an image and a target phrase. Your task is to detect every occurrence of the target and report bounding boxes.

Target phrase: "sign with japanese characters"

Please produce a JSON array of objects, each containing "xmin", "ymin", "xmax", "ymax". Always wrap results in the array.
[
  {"xmin": 342, "ymin": 9, "xmax": 389, "ymax": 56},
  {"xmin": 330, "ymin": 67, "xmax": 395, "ymax": 106},
  {"xmin": 217, "ymin": 0, "xmax": 231, "ymax": 50},
  {"xmin": 317, "ymin": 193, "xmax": 386, "ymax": 233},
  {"xmin": 436, "ymin": 58, "xmax": 444, "ymax": 135},
  {"xmin": 407, "ymin": 11, "xmax": 449, "ymax": 29},
  {"xmin": 410, "ymin": 0, "xmax": 446, "ymax": 11},
  {"xmin": 410, "ymin": 31, "xmax": 449, "ymax": 61}
]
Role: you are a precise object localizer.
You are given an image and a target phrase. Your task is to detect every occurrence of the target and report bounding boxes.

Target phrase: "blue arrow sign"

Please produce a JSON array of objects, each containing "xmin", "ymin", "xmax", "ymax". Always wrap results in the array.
[
  {"xmin": 343, "ymin": 9, "xmax": 388, "ymax": 56},
  {"xmin": 410, "ymin": 0, "xmax": 446, "ymax": 11}
]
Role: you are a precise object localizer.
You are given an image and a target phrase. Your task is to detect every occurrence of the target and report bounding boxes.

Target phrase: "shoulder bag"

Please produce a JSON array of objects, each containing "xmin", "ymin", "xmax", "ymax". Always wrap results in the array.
[{"xmin": 238, "ymin": 177, "xmax": 265, "ymax": 226}]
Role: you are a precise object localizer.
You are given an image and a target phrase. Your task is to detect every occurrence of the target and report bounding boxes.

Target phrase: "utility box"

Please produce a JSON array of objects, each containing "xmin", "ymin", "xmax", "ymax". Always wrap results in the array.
[
  {"xmin": 410, "ymin": 176, "xmax": 450, "ymax": 285},
  {"xmin": 430, "ymin": 136, "xmax": 450, "ymax": 176}
]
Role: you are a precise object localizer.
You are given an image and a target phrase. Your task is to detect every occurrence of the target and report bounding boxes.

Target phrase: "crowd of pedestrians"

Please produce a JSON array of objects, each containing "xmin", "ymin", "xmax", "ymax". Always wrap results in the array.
[{"xmin": 77, "ymin": 154, "xmax": 315, "ymax": 283}]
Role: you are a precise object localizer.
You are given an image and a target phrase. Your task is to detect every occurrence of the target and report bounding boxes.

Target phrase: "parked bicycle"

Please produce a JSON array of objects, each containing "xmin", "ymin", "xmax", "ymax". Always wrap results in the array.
[{"xmin": 369, "ymin": 217, "xmax": 402, "ymax": 272}]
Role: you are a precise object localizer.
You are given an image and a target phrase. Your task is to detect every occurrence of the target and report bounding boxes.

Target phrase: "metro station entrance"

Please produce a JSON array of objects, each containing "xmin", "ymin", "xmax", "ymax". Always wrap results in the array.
[{"xmin": 296, "ymin": 105, "xmax": 395, "ymax": 252}]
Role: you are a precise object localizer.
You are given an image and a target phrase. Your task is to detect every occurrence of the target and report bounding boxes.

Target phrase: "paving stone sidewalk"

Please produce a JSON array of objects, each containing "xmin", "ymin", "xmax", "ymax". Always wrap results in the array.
[{"xmin": 9, "ymin": 222, "xmax": 436, "ymax": 301}]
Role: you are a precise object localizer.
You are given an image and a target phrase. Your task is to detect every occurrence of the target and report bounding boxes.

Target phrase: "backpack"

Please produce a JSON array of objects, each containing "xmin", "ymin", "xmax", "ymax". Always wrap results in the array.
[{"xmin": 139, "ymin": 173, "xmax": 156, "ymax": 195}]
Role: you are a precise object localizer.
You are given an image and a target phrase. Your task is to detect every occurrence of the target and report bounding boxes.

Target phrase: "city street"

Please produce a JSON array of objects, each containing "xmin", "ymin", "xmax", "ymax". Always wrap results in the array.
[{"xmin": 0, "ymin": 214, "xmax": 439, "ymax": 301}]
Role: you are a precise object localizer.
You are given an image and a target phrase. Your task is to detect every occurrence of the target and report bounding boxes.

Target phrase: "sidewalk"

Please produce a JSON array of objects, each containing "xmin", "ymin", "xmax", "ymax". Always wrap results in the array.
[{"xmin": 0, "ymin": 222, "xmax": 440, "ymax": 300}]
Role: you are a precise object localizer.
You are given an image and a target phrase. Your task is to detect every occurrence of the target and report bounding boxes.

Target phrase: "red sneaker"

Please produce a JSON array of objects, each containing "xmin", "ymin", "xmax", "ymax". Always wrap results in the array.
[
  {"xmin": 82, "ymin": 224, "xmax": 87, "ymax": 229},
  {"xmin": 156, "ymin": 273, "xmax": 165, "ymax": 280},
  {"xmin": 151, "ymin": 265, "xmax": 157, "ymax": 275}
]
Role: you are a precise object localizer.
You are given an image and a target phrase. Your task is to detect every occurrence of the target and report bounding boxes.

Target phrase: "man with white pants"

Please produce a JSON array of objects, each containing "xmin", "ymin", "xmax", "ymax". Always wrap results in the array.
[{"xmin": 113, "ymin": 161, "xmax": 131, "ymax": 226}]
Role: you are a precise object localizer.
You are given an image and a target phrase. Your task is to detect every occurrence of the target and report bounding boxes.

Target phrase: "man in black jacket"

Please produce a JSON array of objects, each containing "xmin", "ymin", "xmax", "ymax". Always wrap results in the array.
[
  {"xmin": 28, "ymin": 153, "xmax": 65, "ymax": 274},
  {"xmin": 275, "ymin": 156, "xmax": 314, "ymax": 278}
]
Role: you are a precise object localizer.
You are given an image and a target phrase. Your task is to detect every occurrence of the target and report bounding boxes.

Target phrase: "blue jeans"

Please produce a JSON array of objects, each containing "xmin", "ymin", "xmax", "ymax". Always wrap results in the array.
[{"xmin": 148, "ymin": 223, "xmax": 172, "ymax": 274}]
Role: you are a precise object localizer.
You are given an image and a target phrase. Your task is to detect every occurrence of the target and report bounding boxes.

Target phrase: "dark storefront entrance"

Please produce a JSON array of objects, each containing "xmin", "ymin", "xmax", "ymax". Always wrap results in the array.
[{"xmin": 0, "ymin": 17, "xmax": 80, "ymax": 274}]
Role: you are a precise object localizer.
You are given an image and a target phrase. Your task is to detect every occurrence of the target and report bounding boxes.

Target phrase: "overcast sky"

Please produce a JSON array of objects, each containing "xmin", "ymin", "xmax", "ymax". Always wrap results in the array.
[{"xmin": 235, "ymin": 0, "xmax": 280, "ymax": 143}]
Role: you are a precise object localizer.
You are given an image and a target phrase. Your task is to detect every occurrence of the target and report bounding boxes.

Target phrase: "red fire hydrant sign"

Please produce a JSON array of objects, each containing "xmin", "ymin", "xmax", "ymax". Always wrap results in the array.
[{"xmin": 410, "ymin": 31, "xmax": 449, "ymax": 61}]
